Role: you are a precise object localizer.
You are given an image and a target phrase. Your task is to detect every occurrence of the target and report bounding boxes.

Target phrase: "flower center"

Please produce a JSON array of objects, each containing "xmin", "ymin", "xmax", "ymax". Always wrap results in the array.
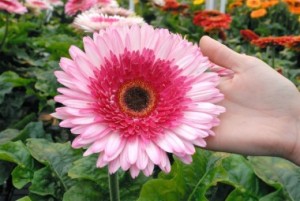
[{"xmin": 117, "ymin": 80, "xmax": 156, "ymax": 117}]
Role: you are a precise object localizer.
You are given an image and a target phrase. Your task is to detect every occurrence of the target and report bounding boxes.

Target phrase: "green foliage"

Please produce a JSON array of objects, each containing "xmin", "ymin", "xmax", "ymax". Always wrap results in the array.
[{"xmin": 1, "ymin": 1, "xmax": 300, "ymax": 200}]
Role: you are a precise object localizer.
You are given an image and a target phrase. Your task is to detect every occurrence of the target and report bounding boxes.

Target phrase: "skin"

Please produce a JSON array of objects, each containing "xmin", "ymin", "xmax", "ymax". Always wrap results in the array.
[{"xmin": 199, "ymin": 36, "xmax": 300, "ymax": 165}]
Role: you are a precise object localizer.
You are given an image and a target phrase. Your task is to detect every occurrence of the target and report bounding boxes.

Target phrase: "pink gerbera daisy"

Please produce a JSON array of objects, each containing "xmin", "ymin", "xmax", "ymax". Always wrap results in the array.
[
  {"xmin": 52, "ymin": 25, "xmax": 225, "ymax": 178},
  {"xmin": 25, "ymin": 0, "xmax": 53, "ymax": 11},
  {"xmin": 73, "ymin": 11, "xmax": 144, "ymax": 32},
  {"xmin": 65, "ymin": 0, "xmax": 96, "ymax": 16},
  {"xmin": 0, "ymin": 0, "xmax": 27, "ymax": 14}
]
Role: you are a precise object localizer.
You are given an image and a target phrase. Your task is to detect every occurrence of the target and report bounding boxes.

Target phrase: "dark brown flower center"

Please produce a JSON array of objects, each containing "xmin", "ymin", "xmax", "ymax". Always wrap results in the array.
[
  {"xmin": 117, "ymin": 80, "xmax": 156, "ymax": 117},
  {"xmin": 124, "ymin": 87, "xmax": 149, "ymax": 112}
]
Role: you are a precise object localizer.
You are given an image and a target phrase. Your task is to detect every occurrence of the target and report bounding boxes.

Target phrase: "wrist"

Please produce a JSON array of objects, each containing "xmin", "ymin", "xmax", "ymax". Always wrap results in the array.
[{"xmin": 286, "ymin": 112, "xmax": 300, "ymax": 165}]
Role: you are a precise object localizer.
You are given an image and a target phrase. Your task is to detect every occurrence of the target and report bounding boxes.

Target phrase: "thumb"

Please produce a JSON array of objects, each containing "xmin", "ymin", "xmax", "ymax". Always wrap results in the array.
[{"xmin": 199, "ymin": 36, "xmax": 245, "ymax": 72}]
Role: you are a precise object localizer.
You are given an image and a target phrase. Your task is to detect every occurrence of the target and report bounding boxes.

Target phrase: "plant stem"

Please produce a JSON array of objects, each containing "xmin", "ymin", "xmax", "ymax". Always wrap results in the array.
[
  {"xmin": 0, "ymin": 12, "xmax": 9, "ymax": 50},
  {"xmin": 271, "ymin": 46, "xmax": 276, "ymax": 68},
  {"xmin": 108, "ymin": 172, "xmax": 120, "ymax": 201}
]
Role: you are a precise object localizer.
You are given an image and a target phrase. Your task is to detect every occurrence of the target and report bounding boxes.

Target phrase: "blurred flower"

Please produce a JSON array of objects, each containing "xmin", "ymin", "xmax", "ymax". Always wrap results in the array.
[
  {"xmin": 267, "ymin": 0, "xmax": 279, "ymax": 6},
  {"xmin": 250, "ymin": 8, "xmax": 267, "ymax": 18},
  {"xmin": 73, "ymin": 11, "xmax": 144, "ymax": 32},
  {"xmin": 162, "ymin": 0, "xmax": 188, "ymax": 12},
  {"xmin": 246, "ymin": 0, "xmax": 261, "ymax": 8},
  {"xmin": 0, "ymin": 0, "xmax": 27, "ymax": 14},
  {"xmin": 240, "ymin": 29, "xmax": 259, "ymax": 41},
  {"xmin": 52, "ymin": 25, "xmax": 224, "ymax": 178},
  {"xmin": 193, "ymin": 10, "xmax": 232, "ymax": 32},
  {"xmin": 286, "ymin": 36, "xmax": 300, "ymax": 51},
  {"xmin": 65, "ymin": 0, "xmax": 96, "ymax": 15},
  {"xmin": 88, "ymin": 6, "xmax": 133, "ymax": 17},
  {"xmin": 283, "ymin": 0, "xmax": 300, "ymax": 14},
  {"xmin": 228, "ymin": 1, "xmax": 243, "ymax": 11},
  {"xmin": 152, "ymin": 0, "xmax": 165, "ymax": 6},
  {"xmin": 96, "ymin": 0, "xmax": 118, "ymax": 8},
  {"xmin": 251, "ymin": 36, "xmax": 294, "ymax": 48},
  {"xmin": 193, "ymin": 0, "xmax": 204, "ymax": 5},
  {"xmin": 25, "ymin": 0, "xmax": 53, "ymax": 11},
  {"xmin": 47, "ymin": 0, "xmax": 63, "ymax": 6}
]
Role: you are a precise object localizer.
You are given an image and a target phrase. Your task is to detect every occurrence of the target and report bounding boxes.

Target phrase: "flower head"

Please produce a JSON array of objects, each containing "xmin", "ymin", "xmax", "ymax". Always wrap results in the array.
[
  {"xmin": 286, "ymin": 36, "xmax": 300, "ymax": 51},
  {"xmin": 87, "ymin": 6, "xmax": 133, "ymax": 17},
  {"xmin": 25, "ymin": 0, "xmax": 53, "ymax": 11},
  {"xmin": 250, "ymin": 8, "xmax": 267, "ymax": 18},
  {"xmin": 52, "ymin": 25, "xmax": 225, "ymax": 178},
  {"xmin": 193, "ymin": 10, "xmax": 232, "ymax": 32},
  {"xmin": 152, "ymin": 0, "xmax": 165, "ymax": 7},
  {"xmin": 193, "ymin": 0, "xmax": 204, "ymax": 5},
  {"xmin": 161, "ymin": 0, "xmax": 188, "ymax": 12},
  {"xmin": 0, "ymin": 0, "xmax": 27, "ymax": 14},
  {"xmin": 240, "ymin": 29, "xmax": 259, "ymax": 41},
  {"xmin": 73, "ymin": 10, "xmax": 144, "ymax": 32},
  {"xmin": 96, "ymin": 0, "xmax": 118, "ymax": 7},
  {"xmin": 246, "ymin": 0, "xmax": 261, "ymax": 8},
  {"xmin": 65, "ymin": 0, "xmax": 97, "ymax": 16},
  {"xmin": 251, "ymin": 36, "xmax": 294, "ymax": 48}
]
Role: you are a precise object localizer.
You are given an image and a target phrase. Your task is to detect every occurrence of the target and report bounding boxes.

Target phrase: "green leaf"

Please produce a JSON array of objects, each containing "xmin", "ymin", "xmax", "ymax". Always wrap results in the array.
[
  {"xmin": 63, "ymin": 180, "xmax": 102, "ymax": 201},
  {"xmin": 0, "ymin": 71, "xmax": 33, "ymax": 88},
  {"xmin": 259, "ymin": 189, "xmax": 288, "ymax": 201},
  {"xmin": 12, "ymin": 166, "xmax": 35, "ymax": 189},
  {"xmin": 34, "ymin": 69, "xmax": 59, "ymax": 97},
  {"xmin": 29, "ymin": 166, "xmax": 60, "ymax": 198},
  {"xmin": 0, "ymin": 141, "xmax": 33, "ymax": 168},
  {"xmin": 16, "ymin": 121, "xmax": 46, "ymax": 140},
  {"xmin": 0, "ymin": 122, "xmax": 45, "ymax": 145},
  {"xmin": 0, "ymin": 160, "xmax": 14, "ymax": 185},
  {"xmin": 0, "ymin": 128, "xmax": 20, "ymax": 145},
  {"xmin": 68, "ymin": 155, "xmax": 108, "ymax": 188},
  {"xmin": 17, "ymin": 196, "xmax": 32, "ymax": 201},
  {"xmin": 0, "ymin": 81, "xmax": 13, "ymax": 104},
  {"xmin": 138, "ymin": 150, "xmax": 270, "ymax": 201},
  {"xmin": 248, "ymin": 156, "xmax": 300, "ymax": 201},
  {"xmin": 26, "ymin": 139, "xmax": 82, "ymax": 190}
]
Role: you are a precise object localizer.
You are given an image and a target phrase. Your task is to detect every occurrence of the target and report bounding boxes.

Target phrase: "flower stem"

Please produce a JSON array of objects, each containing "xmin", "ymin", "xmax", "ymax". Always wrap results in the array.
[
  {"xmin": 108, "ymin": 172, "xmax": 120, "ymax": 201},
  {"xmin": 0, "ymin": 12, "xmax": 9, "ymax": 50},
  {"xmin": 271, "ymin": 46, "xmax": 276, "ymax": 68}
]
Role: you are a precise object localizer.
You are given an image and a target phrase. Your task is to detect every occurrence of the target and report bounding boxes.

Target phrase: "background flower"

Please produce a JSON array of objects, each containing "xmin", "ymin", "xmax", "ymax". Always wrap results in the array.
[
  {"xmin": 73, "ymin": 11, "xmax": 144, "ymax": 32},
  {"xmin": 0, "ymin": 0, "xmax": 27, "ymax": 14}
]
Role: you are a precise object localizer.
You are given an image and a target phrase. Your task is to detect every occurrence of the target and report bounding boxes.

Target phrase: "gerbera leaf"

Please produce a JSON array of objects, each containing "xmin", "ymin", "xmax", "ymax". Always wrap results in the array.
[
  {"xmin": 63, "ymin": 180, "xmax": 103, "ymax": 201},
  {"xmin": 248, "ymin": 156, "xmax": 300, "ymax": 201},
  {"xmin": 138, "ymin": 150, "xmax": 273, "ymax": 201},
  {"xmin": 26, "ymin": 139, "xmax": 82, "ymax": 191}
]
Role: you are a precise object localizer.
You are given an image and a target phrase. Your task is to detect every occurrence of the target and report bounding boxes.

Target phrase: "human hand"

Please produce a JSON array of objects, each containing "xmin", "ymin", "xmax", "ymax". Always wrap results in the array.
[{"xmin": 200, "ymin": 36, "xmax": 300, "ymax": 165}]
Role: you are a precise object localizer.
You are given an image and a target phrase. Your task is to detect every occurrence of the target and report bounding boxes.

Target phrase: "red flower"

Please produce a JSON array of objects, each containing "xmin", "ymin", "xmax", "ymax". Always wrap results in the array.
[
  {"xmin": 240, "ymin": 29, "xmax": 259, "ymax": 41},
  {"xmin": 193, "ymin": 10, "xmax": 232, "ymax": 32},
  {"xmin": 286, "ymin": 36, "xmax": 300, "ymax": 51},
  {"xmin": 251, "ymin": 36, "xmax": 294, "ymax": 48},
  {"xmin": 162, "ymin": 0, "xmax": 188, "ymax": 12}
]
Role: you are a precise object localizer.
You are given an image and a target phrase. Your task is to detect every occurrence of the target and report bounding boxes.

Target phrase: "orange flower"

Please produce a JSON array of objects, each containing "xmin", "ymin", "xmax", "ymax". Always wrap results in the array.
[
  {"xmin": 283, "ymin": 0, "xmax": 300, "ymax": 14},
  {"xmin": 246, "ymin": 0, "xmax": 261, "ymax": 8},
  {"xmin": 193, "ymin": 10, "xmax": 232, "ymax": 32},
  {"xmin": 251, "ymin": 36, "xmax": 294, "ymax": 48},
  {"xmin": 286, "ymin": 36, "xmax": 300, "ymax": 51},
  {"xmin": 289, "ymin": 1, "xmax": 300, "ymax": 14},
  {"xmin": 268, "ymin": 0, "xmax": 279, "ymax": 6},
  {"xmin": 240, "ymin": 29, "xmax": 260, "ymax": 41},
  {"xmin": 250, "ymin": 8, "xmax": 267, "ymax": 18},
  {"xmin": 229, "ymin": 1, "xmax": 243, "ymax": 11}
]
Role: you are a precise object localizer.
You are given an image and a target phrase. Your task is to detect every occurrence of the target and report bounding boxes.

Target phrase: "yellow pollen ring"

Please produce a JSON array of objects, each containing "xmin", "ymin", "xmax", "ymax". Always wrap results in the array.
[{"xmin": 117, "ymin": 80, "xmax": 157, "ymax": 117}]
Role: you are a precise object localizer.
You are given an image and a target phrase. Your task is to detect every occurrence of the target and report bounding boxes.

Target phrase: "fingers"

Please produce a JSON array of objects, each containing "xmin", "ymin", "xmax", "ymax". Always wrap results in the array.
[{"xmin": 199, "ymin": 36, "xmax": 245, "ymax": 72}]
